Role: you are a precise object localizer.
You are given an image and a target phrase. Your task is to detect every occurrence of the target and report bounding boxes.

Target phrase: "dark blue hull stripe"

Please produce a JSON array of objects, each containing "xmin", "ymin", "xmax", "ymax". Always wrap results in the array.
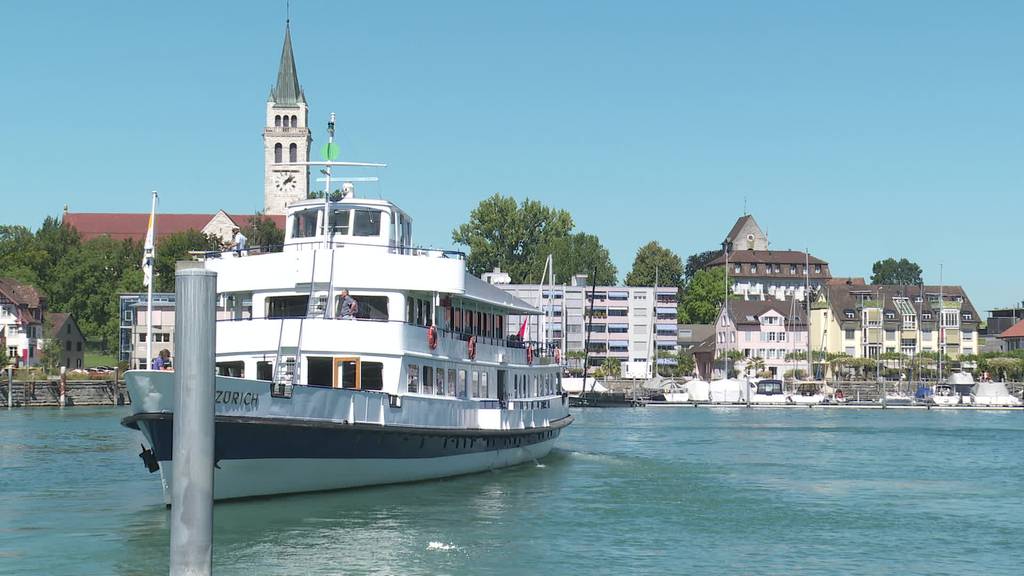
[{"xmin": 126, "ymin": 414, "xmax": 570, "ymax": 461}]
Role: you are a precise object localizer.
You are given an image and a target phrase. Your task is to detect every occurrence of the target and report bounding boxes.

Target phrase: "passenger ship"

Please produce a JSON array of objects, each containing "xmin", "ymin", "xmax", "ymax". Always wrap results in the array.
[{"xmin": 122, "ymin": 169, "xmax": 572, "ymax": 502}]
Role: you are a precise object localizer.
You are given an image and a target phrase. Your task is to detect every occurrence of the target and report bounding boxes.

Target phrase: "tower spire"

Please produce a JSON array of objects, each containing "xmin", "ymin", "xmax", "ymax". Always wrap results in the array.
[{"xmin": 270, "ymin": 21, "xmax": 304, "ymax": 105}]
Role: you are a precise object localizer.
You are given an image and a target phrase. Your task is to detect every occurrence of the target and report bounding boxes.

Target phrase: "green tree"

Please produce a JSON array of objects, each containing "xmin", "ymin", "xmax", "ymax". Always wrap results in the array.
[
  {"xmin": 871, "ymin": 258, "xmax": 923, "ymax": 285},
  {"xmin": 0, "ymin": 225, "xmax": 47, "ymax": 285},
  {"xmin": 48, "ymin": 237, "xmax": 143, "ymax": 351},
  {"xmin": 540, "ymin": 232, "xmax": 617, "ymax": 285},
  {"xmin": 675, "ymin": 350, "xmax": 696, "ymax": 377},
  {"xmin": 244, "ymin": 213, "xmax": 284, "ymax": 251},
  {"xmin": 40, "ymin": 338, "xmax": 63, "ymax": 376},
  {"xmin": 34, "ymin": 216, "xmax": 81, "ymax": 291},
  {"xmin": 601, "ymin": 357, "xmax": 621, "ymax": 379},
  {"xmin": 678, "ymin": 267, "xmax": 736, "ymax": 323},
  {"xmin": 153, "ymin": 230, "xmax": 223, "ymax": 292},
  {"xmin": 624, "ymin": 241, "xmax": 683, "ymax": 288},
  {"xmin": 684, "ymin": 249, "xmax": 722, "ymax": 286},
  {"xmin": 452, "ymin": 194, "xmax": 574, "ymax": 283}
]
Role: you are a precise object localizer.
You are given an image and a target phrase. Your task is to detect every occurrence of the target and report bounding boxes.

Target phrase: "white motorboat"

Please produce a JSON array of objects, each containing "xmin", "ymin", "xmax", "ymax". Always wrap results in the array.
[
  {"xmin": 930, "ymin": 384, "xmax": 964, "ymax": 406},
  {"xmin": 123, "ymin": 134, "xmax": 571, "ymax": 502},
  {"xmin": 971, "ymin": 381, "xmax": 1023, "ymax": 407},
  {"xmin": 750, "ymin": 379, "xmax": 787, "ymax": 405}
]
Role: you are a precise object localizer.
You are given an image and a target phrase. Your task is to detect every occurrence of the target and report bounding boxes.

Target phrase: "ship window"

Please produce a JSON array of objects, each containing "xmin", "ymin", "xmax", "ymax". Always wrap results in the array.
[
  {"xmin": 256, "ymin": 361, "xmax": 272, "ymax": 381},
  {"xmin": 458, "ymin": 369, "xmax": 467, "ymax": 398},
  {"xmin": 336, "ymin": 295, "xmax": 388, "ymax": 321},
  {"xmin": 447, "ymin": 369, "xmax": 457, "ymax": 397},
  {"xmin": 353, "ymin": 209, "xmax": 382, "ymax": 237},
  {"xmin": 329, "ymin": 209, "xmax": 351, "ymax": 235},
  {"xmin": 480, "ymin": 371, "xmax": 489, "ymax": 398},
  {"xmin": 407, "ymin": 364, "xmax": 419, "ymax": 393},
  {"xmin": 422, "ymin": 366, "xmax": 434, "ymax": 395},
  {"xmin": 307, "ymin": 356, "xmax": 334, "ymax": 387},
  {"xmin": 216, "ymin": 361, "xmax": 244, "ymax": 378},
  {"xmin": 291, "ymin": 209, "xmax": 321, "ymax": 239},
  {"xmin": 435, "ymin": 368, "xmax": 446, "ymax": 396},
  {"xmin": 267, "ymin": 295, "xmax": 309, "ymax": 319},
  {"xmin": 362, "ymin": 362, "xmax": 383, "ymax": 391},
  {"xmin": 471, "ymin": 371, "xmax": 480, "ymax": 398}
]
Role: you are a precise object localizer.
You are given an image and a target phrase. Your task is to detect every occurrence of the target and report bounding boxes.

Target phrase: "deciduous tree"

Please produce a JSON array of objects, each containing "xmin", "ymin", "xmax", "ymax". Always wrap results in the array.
[
  {"xmin": 684, "ymin": 249, "xmax": 722, "ymax": 285},
  {"xmin": 624, "ymin": 241, "xmax": 683, "ymax": 288},
  {"xmin": 540, "ymin": 232, "xmax": 617, "ymax": 286},
  {"xmin": 452, "ymin": 194, "xmax": 574, "ymax": 283},
  {"xmin": 871, "ymin": 258, "xmax": 923, "ymax": 285},
  {"xmin": 678, "ymin": 267, "xmax": 736, "ymax": 324}
]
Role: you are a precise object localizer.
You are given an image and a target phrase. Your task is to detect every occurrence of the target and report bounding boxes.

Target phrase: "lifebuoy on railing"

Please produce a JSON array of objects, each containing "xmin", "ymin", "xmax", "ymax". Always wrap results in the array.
[
  {"xmin": 467, "ymin": 336, "xmax": 477, "ymax": 360},
  {"xmin": 427, "ymin": 325, "xmax": 438, "ymax": 350},
  {"xmin": 526, "ymin": 345, "xmax": 534, "ymax": 365},
  {"xmin": 554, "ymin": 347, "xmax": 561, "ymax": 364}
]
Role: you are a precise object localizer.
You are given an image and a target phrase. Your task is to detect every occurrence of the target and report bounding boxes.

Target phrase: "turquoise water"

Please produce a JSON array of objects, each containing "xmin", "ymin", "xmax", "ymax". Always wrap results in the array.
[{"xmin": 1, "ymin": 406, "xmax": 1022, "ymax": 575}]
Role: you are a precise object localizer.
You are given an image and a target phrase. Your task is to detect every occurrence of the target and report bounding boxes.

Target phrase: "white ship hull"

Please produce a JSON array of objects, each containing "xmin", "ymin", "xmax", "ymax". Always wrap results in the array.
[{"xmin": 125, "ymin": 371, "xmax": 571, "ymax": 502}]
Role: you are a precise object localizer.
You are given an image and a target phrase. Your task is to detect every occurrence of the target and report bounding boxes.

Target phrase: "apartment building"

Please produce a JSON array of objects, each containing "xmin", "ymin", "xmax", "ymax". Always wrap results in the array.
[
  {"xmin": 811, "ymin": 282, "xmax": 981, "ymax": 360},
  {"xmin": 714, "ymin": 300, "xmax": 809, "ymax": 378},
  {"xmin": 491, "ymin": 273, "xmax": 679, "ymax": 376}
]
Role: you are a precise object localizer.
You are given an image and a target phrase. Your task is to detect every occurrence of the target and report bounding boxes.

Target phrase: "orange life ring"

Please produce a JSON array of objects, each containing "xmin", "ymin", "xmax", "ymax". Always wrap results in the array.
[
  {"xmin": 427, "ymin": 326, "xmax": 438, "ymax": 350},
  {"xmin": 526, "ymin": 345, "xmax": 534, "ymax": 365},
  {"xmin": 554, "ymin": 347, "xmax": 561, "ymax": 364},
  {"xmin": 467, "ymin": 336, "xmax": 477, "ymax": 360}
]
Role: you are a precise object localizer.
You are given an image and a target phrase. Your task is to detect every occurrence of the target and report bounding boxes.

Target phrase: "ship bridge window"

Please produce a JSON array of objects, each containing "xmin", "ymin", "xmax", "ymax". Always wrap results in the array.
[
  {"xmin": 267, "ymin": 295, "xmax": 309, "ymax": 319},
  {"xmin": 292, "ymin": 209, "xmax": 321, "ymax": 239},
  {"xmin": 353, "ymin": 209, "xmax": 382, "ymax": 237},
  {"xmin": 256, "ymin": 361, "xmax": 272, "ymax": 381},
  {"xmin": 329, "ymin": 209, "xmax": 351, "ymax": 235},
  {"xmin": 362, "ymin": 362, "xmax": 383, "ymax": 391}
]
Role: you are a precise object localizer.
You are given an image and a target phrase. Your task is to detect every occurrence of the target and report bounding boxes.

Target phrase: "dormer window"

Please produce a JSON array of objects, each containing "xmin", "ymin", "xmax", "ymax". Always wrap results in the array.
[
  {"xmin": 750, "ymin": 264, "xmax": 758, "ymax": 274},
  {"xmin": 922, "ymin": 313, "xmax": 932, "ymax": 320},
  {"xmin": 844, "ymin": 311, "xmax": 855, "ymax": 319},
  {"xmin": 885, "ymin": 312, "xmax": 895, "ymax": 320},
  {"xmin": 735, "ymin": 263, "xmax": 741, "ymax": 274},
  {"xmin": 814, "ymin": 265, "xmax": 822, "ymax": 274},
  {"xmin": 963, "ymin": 313, "xmax": 973, "ymax": 321},
  {"xmin": 790, "ymin": 265, "xmax": 797, "ymax": 274}
]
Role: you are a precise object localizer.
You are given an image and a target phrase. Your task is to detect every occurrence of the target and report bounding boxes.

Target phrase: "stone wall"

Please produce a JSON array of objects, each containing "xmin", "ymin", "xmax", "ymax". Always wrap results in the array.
[{"xmin": 0, "ymin": 380, "xmax": 129, "ymax": 407}]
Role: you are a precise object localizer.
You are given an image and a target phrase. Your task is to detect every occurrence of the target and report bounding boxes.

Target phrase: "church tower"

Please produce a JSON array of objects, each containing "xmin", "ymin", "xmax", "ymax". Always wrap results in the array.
[{"xmin": 264, "ymin": 22, "xmax": 311, "ymax": 214}]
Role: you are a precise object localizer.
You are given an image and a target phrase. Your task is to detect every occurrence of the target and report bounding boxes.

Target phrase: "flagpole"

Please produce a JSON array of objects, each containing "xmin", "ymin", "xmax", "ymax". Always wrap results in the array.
[{"xmin": 147, "ymin": 191, "xmax": 158, "ymax": 367}]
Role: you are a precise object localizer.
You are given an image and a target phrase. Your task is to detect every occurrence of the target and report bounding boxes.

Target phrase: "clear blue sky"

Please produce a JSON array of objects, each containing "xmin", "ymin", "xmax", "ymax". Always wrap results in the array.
[{"xmin": 2, "ymin": 1, "xmax": 1022, "ymax": 313}]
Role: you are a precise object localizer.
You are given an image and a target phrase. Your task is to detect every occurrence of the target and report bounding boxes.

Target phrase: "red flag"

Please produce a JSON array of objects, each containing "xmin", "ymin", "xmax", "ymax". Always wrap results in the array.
[{"xmin": 517, "ymin": 317, "xmax": 528, "ymax": 339}]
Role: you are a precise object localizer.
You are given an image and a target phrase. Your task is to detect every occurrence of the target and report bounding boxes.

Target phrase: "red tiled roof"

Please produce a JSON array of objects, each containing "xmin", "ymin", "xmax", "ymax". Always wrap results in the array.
[
  {"xmin": 998, "ymin": 319, "xmax": 1024, "ymax": 340},
  {"xmin": 63, "ymin": 213, "xmax": 286, "ymax": 242}
]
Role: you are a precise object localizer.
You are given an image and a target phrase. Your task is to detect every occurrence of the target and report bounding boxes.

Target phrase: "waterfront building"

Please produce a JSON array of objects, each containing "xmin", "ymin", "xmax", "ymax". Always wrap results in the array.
[
  {"xmin": 707, "ymin": 215, "xmax": 831, "ymax": 302},
  {"xmin": 489, "ymin": 272, "xmax": 679, "ymax": 376},
  {"xmin": 118, "ymin": 293, "xmax": 175, "ymax": 366},
  {"xmin": 714, "ymin": 300, "xmax": 809, "ymax": 378},
  {"xmin": 984, "ymin": 305, "xmax": 1024, "ymax": 340},
  {"xmin": 810, "ymin": 282, "xmax": 981, "ymax": 362},
  {"xmin": 44, "ymin": 313, "xmax": 85, "ymax": 370},
  {"xmin": 997, "ymin": 320, "xmax": 1024, "ymax": 352},
  {"xmin": 677, "ymin": 324, "xmax": 714, "ymax": 354},
  {"xmin": 0, "ymin": 278, "xmax": 45, "ymax": 368}
]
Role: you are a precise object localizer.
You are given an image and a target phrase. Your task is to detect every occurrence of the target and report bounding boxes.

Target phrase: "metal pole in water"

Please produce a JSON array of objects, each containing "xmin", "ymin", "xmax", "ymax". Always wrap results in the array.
[
  {"xmin": 170, "ymin": 263, "xmax": 217, "ymax": 576},
  {"xmin": 7, "ymin": 367, "xmax": 12, "ymax": 409}
]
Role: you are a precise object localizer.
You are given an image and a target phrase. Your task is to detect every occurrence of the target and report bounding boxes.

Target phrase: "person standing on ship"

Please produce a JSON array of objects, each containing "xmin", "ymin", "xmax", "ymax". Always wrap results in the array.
[
  {"xmin": 229, "ymin": 226, "xmax": 247, "ymax": 257},
  {"xmin": 337, "ymin": 290, "xmax": 358, "ymax": 320}
]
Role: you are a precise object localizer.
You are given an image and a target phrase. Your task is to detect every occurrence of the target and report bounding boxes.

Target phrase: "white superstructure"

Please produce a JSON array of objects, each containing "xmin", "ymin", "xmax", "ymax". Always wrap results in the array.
[{"xmin": 124, "ymin": 163, "xmax": 572, "ymax": 501}]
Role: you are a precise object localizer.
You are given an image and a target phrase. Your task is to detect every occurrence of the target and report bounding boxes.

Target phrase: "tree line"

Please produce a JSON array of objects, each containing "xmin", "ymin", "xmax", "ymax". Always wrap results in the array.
[{"xmin": 0, "ymin": 215, "xmax": 282, "ymax": 352}]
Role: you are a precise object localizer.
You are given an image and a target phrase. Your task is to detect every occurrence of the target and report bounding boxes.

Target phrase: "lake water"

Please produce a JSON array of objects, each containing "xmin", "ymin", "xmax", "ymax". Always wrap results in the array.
[{"xmin": 1, "ymin": 406, "xmax": 1022, "ymax": 575}]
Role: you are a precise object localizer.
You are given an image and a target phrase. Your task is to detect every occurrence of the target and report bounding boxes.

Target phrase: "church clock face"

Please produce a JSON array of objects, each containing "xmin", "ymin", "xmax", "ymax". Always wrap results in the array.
[{"xmin": 274, "ymin": 172, "xmax": 297, "ymax": 194}]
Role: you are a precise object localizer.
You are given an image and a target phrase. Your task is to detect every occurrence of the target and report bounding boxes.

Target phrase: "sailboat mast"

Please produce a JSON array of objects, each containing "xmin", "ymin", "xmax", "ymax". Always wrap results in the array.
[
  {"xmin": 938, "ymin": 264, "xmax": 944, "ymax": 382},
  {"xmin": 582, "ymin": 267, "xmax": 599, "ymax": 394},
  {"xmin": 805, "ymin": 249, "xmax": 811, "ymax": 380},
  {"xmin": 650, "ymin": 266, "xmax": 659, "ymax": 379}
]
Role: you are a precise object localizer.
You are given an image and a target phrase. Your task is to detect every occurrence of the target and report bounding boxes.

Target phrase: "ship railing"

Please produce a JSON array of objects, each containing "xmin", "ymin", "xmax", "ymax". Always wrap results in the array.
[{"xmin": 189, "ymin": 241, "xmax": 464, "ymax": 260}]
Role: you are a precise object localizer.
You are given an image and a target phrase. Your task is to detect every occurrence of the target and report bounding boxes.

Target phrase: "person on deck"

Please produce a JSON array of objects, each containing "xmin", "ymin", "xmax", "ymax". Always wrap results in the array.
[
  {"xmin": 337, "ymin": 290, "xmax": 358, "ymax": 320},
  {"xmin": 151, "ymin": 349, "xmax": 171, "ymax": 370},
  {"xmin": 229, "ymin": 226, "xmax": 247, "ymax": 256}
]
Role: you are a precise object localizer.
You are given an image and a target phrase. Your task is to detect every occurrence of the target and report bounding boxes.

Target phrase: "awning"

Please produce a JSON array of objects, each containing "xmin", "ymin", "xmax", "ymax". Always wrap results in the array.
[
  {"xmin": 656, "ymin": 324, "xmax": 678, "ymax": 332},
  {"xmin": 608, "ymin": 291, "xmax": 628, "ymax": 298},
  {"xmin": 656, "ymin": 307, "xmax": 676, "ymax": 314},
  {"xmin": 608, "ymin": 323, "xmax": 629, "ymax": 330}
]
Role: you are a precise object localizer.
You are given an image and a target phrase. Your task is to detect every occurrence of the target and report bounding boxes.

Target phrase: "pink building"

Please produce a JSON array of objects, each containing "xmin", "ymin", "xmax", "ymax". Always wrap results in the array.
[{"xmin": 715, "ymin": 300, "xmax": 809, "ymax": 378}]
